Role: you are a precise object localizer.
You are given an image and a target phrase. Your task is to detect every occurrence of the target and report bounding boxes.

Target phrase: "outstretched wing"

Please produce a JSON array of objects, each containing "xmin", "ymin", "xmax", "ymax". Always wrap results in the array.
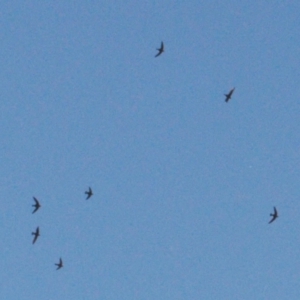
[
  {"xmin": 268, "ymin": 215, "xmax": 276, "ymax": 224},
  {"xmin": 33, "ymin": 197, "xmax": 38, "ymax": 205},
  {"xmin": 160, "ymin": 41, "xmax": 164, "ymax": 51},
  {"xmin": 32, "ymin": 235, "xmax": 37, "ymax": 244},
  {"xmin": 32, "ymin": 229, "xmax": 39, "ymax": 244},
  {"xmin": 155, "ymin": 51, "xmax": 162, "ymax": 57}
]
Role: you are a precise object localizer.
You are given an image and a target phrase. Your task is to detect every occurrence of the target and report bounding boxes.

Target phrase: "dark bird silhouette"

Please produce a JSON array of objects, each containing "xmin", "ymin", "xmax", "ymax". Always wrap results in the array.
[
  {"xmin": 224, "ymin": 87, "xmax": 235, "ymax": 102},
  {"xmin": 269, "ymin": 207, "xmax": 278, "ymax": 224},
  {"xmin": 155, "ymin": 41, "xmax": 164, "ymax": 57},
  {"xmin": 32, "ymin": 226, "xmax": 40, "ymax": 244},
  {"xmin": 85, "ymin": 187, "xmax": 93, "ymax": 200},
  {"xmin": 55, "ymin": 258, "xmax": 63, "ymax": 270},
  {"xmin": 32, "ymin": 197, "xmax": 41, "ymax": 214}
]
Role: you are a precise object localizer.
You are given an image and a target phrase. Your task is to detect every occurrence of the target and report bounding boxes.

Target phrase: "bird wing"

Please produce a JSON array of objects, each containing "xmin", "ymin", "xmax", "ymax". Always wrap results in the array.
[
  {"xmin": 32, "ymin": 234, "xmax": 38, "ymax": 244},
  {"xmin": 226, "ymin": 88, "xmax": 234, "ymax": 97},
  {"xmin": 33, "ymin": 197, "xmax": 38, "ymax": 205},
  {"xmin": 155, "ymin": 50, "xmax": 162, "ymax": 57},
  {"xmin": 269, "ymin": 215, "xmax": 276, "ymax": 224}
]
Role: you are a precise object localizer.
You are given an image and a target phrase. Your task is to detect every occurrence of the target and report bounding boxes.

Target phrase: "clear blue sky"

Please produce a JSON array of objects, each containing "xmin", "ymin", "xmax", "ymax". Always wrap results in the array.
[{"xmin": 1, "ymin": 1, "xmax": 300, "ymax": 299}]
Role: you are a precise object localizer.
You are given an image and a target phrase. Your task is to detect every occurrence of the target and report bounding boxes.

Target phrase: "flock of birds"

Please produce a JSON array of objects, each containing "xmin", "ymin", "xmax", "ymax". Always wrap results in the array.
[
  {"xmin": 155, "ymin": 41, "xmax": 235, "ymax": 103},
  {"xmin": 30, "ymin": 41, "xmax": 279, "ymax": 271},
  {"xmin": 31, "ymin": 187, "xmax": 93, "ymax": 270},
  {"xmin": 155, "ymin": 41, "xmax": 279, "ymax": 225}
]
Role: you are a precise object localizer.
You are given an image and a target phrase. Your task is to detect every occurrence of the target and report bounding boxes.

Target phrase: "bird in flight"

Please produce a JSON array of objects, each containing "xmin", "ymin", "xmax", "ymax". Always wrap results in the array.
[
  {"xmin": 224, "ymin": 87, "xmax": 235, "ymax": 102},
  {"xmin": 55, "ymin": 258, "xmax": 63, "ymax": 270},
  {"xmin": 32, "ymin": 197, "xmax": 41, "ymax": 214},
  {"xmin": 269, "ymin": 207, "xmax": 278, "ymax": 224},
  {"xmin": 155, "ymin": 41, "xmax": 164, "ymax": 57},
  {"xmin": 85, "ymin": 187, "xmax": 93, "ymax": 200},
  {"xmin": 32, "ymin": 226, "xmax": 40, "ymax": 244}
]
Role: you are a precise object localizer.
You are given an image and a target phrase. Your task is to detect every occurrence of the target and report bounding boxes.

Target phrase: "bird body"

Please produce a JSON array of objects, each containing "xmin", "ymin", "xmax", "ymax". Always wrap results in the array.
[
  {"xmin": 85, "ymin": 187, "xmax": 93, "ymax": 200},
  {"xmin": 269, "ymin": 207, "xmax": 278, "ymax": 224},
  {"xmin": 32, "ymin": 226, "xmax": 40, "ymax": 244},
  {"xmin": 155, "ymin": 41, "xmax": 164, "ymax": 57},
  {"xmin": 32, "ymin": 197, "xmax": 41, "ymax": 214},
  {"xmin": 55, "ymin": 258, "xmax": 63, "ymax": 270},
  {"xmin": 224, "ymin": 87, "xmax": 235, "ymax": 102}
]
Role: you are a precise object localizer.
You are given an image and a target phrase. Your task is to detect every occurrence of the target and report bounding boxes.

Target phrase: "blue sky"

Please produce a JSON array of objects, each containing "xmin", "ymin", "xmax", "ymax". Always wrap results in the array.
[{"xmin": 1, "ymin": 1, "xmax": 300, "ymax": 299}]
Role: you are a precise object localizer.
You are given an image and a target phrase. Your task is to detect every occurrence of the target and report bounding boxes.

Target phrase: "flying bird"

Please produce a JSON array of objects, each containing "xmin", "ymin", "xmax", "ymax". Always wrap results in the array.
[
  {"xmin": 85, "ymin": 187, "xmax": 93, "ymax": 200},
  {"xmin": 155, "ymin": 41, "xmax": 164, "ymax": 57},
  {"xmin": 224, "ymin": 87, "xmax": 235, "ymax": 102},
  {"xmin": 32, "ymin": 197, "xmax": 41, "ymax": 214},
  {"xmin": 55, "ymin": 258, "xmax": 63, "ymax": 270},
  {"xmin": 269, "ymin": 206, "xmax": 278, "ymax": 224},
  {"xmin": 32, "ymin": 226, "xmax": 40, "ymax": 244}
]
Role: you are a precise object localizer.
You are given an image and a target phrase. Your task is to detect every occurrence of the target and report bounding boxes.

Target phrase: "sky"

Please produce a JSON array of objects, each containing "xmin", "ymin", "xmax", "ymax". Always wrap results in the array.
[{"xmin": 1, "ymin": 1, "xmax": 300, "ymax": 299}]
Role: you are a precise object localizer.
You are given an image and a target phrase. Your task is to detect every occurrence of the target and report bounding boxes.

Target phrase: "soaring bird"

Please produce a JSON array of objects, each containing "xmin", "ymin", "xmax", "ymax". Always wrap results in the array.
[
  {"xmin": 32, "ymin": 197, "xmax": 41, "ymax": 214},
  {"xmin": 269, "ymin": 207, "xmax": 278, "ymax": 224},
  {"xmin": 55, "ymin": 258, "xmax": 63, "ymax": 270},
  {"xmin": 224, "ymin": 87, "xmax": 235, "ymax": 102},
  {"xmin": 32, "ymin": 226, "xmax": 40, "ymax": 244},
  {"xmin": 85, "ymin": 187, "xmax": 93, "ymax": 200},
  {"xmin": 155, "ymin": 41, "xmax": 164, "ymax": 57}
]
